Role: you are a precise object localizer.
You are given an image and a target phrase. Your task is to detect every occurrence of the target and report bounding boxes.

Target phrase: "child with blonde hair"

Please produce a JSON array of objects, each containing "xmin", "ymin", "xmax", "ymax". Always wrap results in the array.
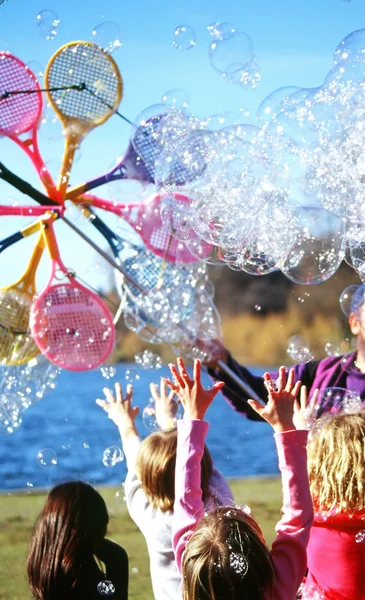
[
  {"xmin": 96, "ymin": 379, "xmax": 233, "ymax": 600},
  {"xmin": 165, "ymin": 357, "xmax": 313, "ymax": 600},
  {"xmin": 301, "ymin": 408, "xmax": 365, "ymax": 599}
]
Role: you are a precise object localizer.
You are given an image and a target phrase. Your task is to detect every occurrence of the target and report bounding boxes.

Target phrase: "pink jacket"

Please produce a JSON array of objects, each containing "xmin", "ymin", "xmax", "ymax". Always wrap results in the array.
[
  {"xmin": 303, "ymin": 511, "xmax": 365, "ymax": 599},
  {"xmin": 173, "ymin": 420, "xmax": 313, "ymax": 600}
]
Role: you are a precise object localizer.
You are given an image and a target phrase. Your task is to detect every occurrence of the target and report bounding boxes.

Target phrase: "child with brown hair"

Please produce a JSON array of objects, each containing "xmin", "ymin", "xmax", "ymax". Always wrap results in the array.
[
  {"xmin": 96, "ymin": 379, "xmax": 233, "ymax": 600},
  {"xmin": 165, "ymin": 357, "xmax": 314, "ymax": 600},
  {"xmin": 301, "ymin": 409, "xmax": 365, "ymax": 599}
]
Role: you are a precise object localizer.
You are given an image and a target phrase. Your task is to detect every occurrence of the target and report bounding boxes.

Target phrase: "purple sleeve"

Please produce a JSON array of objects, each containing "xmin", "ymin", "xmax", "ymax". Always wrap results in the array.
[
  {"xmin": 172, "ymin": 419, "xmax": 209, "ymax": 573},
  {"xmin": 270, "ymin": 430, "xmax": 314, "ymax": 600},
  {"xmin": 209, "ymin": 355, "xmax": 306, "ymax": 420}
]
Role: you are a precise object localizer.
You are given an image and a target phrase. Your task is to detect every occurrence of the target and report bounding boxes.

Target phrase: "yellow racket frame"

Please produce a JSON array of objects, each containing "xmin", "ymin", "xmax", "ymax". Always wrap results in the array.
[{"xmin": 44, "ymin": 41, "xmax": 123, "ymax": 198}]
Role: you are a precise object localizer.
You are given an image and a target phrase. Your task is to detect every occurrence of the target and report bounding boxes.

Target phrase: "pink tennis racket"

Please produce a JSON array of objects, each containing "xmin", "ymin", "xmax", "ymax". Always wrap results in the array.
[
  {"xmin": 30, "ymin": 216, "xmax": 115, "ymax": 371},
  {"xmin": 0, "ymin": 53, "xmax": 60, "ymax": 200},
  {"xmin": 72, "ymin": 191, "xmax": 213, "ymax": 263}
]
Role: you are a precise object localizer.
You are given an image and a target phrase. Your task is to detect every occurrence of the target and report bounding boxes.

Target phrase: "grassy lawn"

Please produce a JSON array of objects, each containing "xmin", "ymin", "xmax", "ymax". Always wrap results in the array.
[{"xmin": 0, "ymin": 476, "xmax": 281, "ymax": 600}]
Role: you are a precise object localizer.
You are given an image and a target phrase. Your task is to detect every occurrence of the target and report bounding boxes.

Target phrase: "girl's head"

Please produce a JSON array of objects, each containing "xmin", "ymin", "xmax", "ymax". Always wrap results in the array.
[
  {"xmin": 182, "ymin": 506, "xmax": 275, "ymax": 600},
  {"xmin": 27, "ymin": 481, "xmax": 109, "ymax": 600},
  {"xmin": 136, "ymin": 428, "xmax": 213, "ymax": 512},
  {"xmin": 308, "ymin": 411, "xmax": 365, "ymax": 512}
]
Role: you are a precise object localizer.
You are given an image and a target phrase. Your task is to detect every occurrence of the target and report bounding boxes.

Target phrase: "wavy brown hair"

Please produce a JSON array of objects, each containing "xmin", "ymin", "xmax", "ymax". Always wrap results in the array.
[
  {"xmin": 27, "ymin": 481, "xmax": 109, "ymax": 600},
  {"xmin": 182, "ymin": 506, "xmax": 275, "ymax": 600},
  {"xmin": 307, "ymin": 411, "xmax": 365, "ymax": 513},
  {"xmin": 136, "ymin": 428, "xmax": 213, "ymax": 512}
]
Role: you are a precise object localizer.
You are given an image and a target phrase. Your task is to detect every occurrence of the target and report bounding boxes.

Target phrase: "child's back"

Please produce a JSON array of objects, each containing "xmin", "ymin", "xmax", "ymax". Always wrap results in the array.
[{"xmin": 304, "ymin": 411, "xmax": 365, "ymax": 600}]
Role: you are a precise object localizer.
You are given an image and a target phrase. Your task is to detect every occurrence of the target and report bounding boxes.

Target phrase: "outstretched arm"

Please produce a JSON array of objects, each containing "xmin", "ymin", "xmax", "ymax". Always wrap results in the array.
[{"xmin": 165, "ymin": 358, "xmax": 225, "ymax": 571}]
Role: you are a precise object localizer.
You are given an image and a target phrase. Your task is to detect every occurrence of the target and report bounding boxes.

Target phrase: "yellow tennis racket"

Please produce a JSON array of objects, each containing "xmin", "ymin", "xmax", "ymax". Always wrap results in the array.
[
  {"xmin": 0, "ymin": 231, "xmax": 45, "ymax": 365},
  {"xmin": 44, "ymin": 40, "xmax": 123, "ymax": 198}
]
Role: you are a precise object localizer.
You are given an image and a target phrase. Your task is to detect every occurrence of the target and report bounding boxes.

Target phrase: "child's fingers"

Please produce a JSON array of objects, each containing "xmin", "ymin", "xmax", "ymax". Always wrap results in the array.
[
  {"xmin": 96, "ymin": 399, "xmax": 109, "ymax": 411},
  {"xmin": 263, "ymin": 372, "xmax": 275, "ymax": 395},
  {"xmin": 300, "ymin": 385, "xmax": 309, "ymax": 410},
  {"xmin": 177, "ymin": 357, "xmax": 192, "ymax": 385},
  {"xmin": 169, "ymin": 362, "xmax": 186, "ymax": 388},
  {"xmin": 193, "ymin": 359, "xmax": 201, "ymax": 385},
  {"xmin": 277, "ymin": 366, "xmax": 286, "ymax": 390},
  {"xmin": 103, "ymin": 387, "xmax": 116, "ymax": 404},
  {"xmin": 211, "ymin": 381, "xmax": 225, "ymax": 394},
  {"xmin": 114, "ymin": 382, "xmax": 124, "ymax": 405},
  {"xmin": 126, "ymin": 384, "xmax": 133, "ymax": 402},
  {"xmin": 291, "ymin": 379, "xmax": 301, "ymax": 398},
  {"xmin": 149, "ymin": 382, "xmax": 159, "ymax": 401},
  {"xmin": 163, "ymin": 377, "xmax": 179, "ymax": 393},
  {"xmin": 285, "ymin": 368, "xmax": 295, "ymax": 392},
  {"xmin": 309, "ymin": 388, "xmax": 320, "ymax": 411},
  {"xmin": 247, "ymin": 399, "xmax": 265, "ymax": 418}
]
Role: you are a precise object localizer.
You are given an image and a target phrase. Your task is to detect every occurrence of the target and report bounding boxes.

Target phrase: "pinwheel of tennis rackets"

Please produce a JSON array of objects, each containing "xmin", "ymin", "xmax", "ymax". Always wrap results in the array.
[
  {"xmin": 0, "ymin": 53, "xmax": 59, "ymax": 198},
  {"xmin": 30, "ymin": 216, "xmax": 115, "ymax": 371},
  {"xmin": 0, "ymin": 231, "xmax": 45, "ymax": 365},
  {"xmin": 68, "ymin": 191, "xmax": 213, "ymax": 263},
  {"xmin": 44, "ymin": 41, "xmax": 123, "ymax": 197}
]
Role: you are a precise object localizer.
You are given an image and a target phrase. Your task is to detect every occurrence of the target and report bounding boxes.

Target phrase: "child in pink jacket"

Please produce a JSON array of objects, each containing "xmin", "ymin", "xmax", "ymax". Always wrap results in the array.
[{"xmin": 165, "ymin": 358, "xmax": 314, "ymax": 600}]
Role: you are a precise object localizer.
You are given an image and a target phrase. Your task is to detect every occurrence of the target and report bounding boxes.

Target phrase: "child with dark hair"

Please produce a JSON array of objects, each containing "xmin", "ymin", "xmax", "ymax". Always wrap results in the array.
[
  {"xmin": 27, "ymin": 481, "xmax": 128, "ymax": 600},
  {"xmin": 165, "ymin": 358, "xmax": 313, "ymax": 600},
  {"xmin": 97, "ymin": 380, "xmax": 233, "ymax": 600}
]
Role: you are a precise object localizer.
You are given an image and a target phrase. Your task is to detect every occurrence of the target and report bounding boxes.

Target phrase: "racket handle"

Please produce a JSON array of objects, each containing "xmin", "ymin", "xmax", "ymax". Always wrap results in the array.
[
  {"xmin": 0, "ymin": 205, "xmax": 63, "ymax": 216},
  {"xmin": 72, "ymin": 193, "xmax": 131, "ymax": 215},
  {"xmin": 58, "ymin": 136, "xmax": 81, "ymax": 198},
  {"xmin": 217, "ymin": 360, "xmax": 265, "ymax": 405}
]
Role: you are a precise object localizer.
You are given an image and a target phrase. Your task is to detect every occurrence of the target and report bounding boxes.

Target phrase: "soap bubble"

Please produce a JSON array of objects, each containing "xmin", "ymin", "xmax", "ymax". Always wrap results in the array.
[
  {"xmin": 100, "ymin": 366, "xmax": 117, "ymax": 380},
  {"xmin": 287, "ymin": 335, "xmax": 314, "ymax": 362},
  {"xmin": 209, "ymin": 31, "xmax": 253, "ymax": 75},
  {"xmin": 142, "ymin": 398, "xmax": 183, "ymax": 432},
  {"xmin": 36, "ymin": 448, "xmax": 58, "ymax": 468},
  {"xmin": 355, "ymin": 530, "xmax": 365, "ymax": 543},
  {"xmin": 314, "ymin": 387, "xmax": 362, "ymax": 420},
  {"xmin": 324, "ymin": 343, "xmax": 340, "ymax": 357},
  {"xmin": 207, "ymin": 22, "xmax": 237, "ymax": 41},
  {"xmin": 102, "ymin": 445, "xmax": 124, "ymax": 467},
  {"xmin": 134, "ymin": 350, "xmax": 162, "ymax": 370},
  {"xmin": 115, "ymin": 489, "xmax": 126, "ymax": 503},
  {"xmin": 91, "ymin": 22, "xmax": 122, "ymax": 53},
  {"xmin": 339, "ymin": 285, "xmax": 365, "ymax": 317},
  {"xmin": 36, "ymin": 9, "xmax": 59, "ymax": 40},
  {"xmin": 161, "ymin": 89, "xmax": 189, "ymax": 110},
  {"xmin": 97, "ymin": 580, "xmax": 116, "ymax": 595},
  {"xmin": 124, "ymin": 367, "xmax": 140, "ymax": 382},
  {"xmin": 173, "ymin": 25, "xmax": 196, "ymax": 51}
]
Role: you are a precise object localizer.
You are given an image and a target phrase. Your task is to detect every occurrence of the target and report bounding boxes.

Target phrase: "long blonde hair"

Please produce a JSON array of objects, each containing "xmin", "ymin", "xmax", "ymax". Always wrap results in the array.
[
  {"xmin": 307, "ymin": 411, "xmax": 365, "ymax": 513},
  {"xmin": 182, "ymin": 506, "xmax": 275, "ymax": 600},
  {"xmin": 136, "ymin": 429, "xmax": 213, "ymax": 512}
]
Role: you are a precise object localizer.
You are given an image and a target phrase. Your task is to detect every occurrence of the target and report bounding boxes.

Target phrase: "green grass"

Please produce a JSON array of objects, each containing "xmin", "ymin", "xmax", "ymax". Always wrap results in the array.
[{"xmin": 0, "ymin": 477, "xmax": 281, "ymax": 600}]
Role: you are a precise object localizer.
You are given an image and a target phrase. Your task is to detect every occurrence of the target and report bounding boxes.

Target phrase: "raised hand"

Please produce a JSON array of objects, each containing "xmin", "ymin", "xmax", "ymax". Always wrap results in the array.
[
  {"xmin": 164, "ymin": 357, "xmax": 225, "ymax": 421},
  {"xmin": 149, "ymin": 379, "xmax": 178, "ymax": 431},
  {"xmin": 96, "ymin": 383, "xmax": 139, "ymax": 437},
  {"xmin": 293, "ymin": 386, "xmax": 320, "ymax": 430},
  {"xmin": 247, "ymin": 366, "xmax": 302, "ymax": 433}
]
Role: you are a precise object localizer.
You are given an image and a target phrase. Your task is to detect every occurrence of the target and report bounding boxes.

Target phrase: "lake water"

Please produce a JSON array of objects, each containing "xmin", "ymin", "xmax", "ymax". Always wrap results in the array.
[{"xmin": 0, "ymin": 364, "xmax": 278, "ymax": 491}]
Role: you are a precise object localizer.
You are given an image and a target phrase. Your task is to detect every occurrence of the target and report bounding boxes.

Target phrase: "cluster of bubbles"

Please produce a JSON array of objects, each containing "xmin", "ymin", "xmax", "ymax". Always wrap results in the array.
[
  {"xmin": 172, "ymin": 21, "xmax": 259, "ymax": 90},
  {"xmin": 287, "ymin": 335, "xmax": 314, "ymax": 363},
  {"xmin": 0, "ymin": 357, "xmax": 61, "ymax": 434},
  {"xmin": 305, "ymin": 387, "xmax": 363, "ymax": 432},
  {"xmin": 207, "ymin": 22, "xmax": 260, "ymax": 90},
  {"xmin": 97, "ymin": 580, "xmax": 116, "ymax": 595},
  {"xmin": 134, "ymin": 350, "xmax": 162, "ymax": 370},
  {"xmin": 102, "ymin": 445, "xmax": 124, "ymax": 468},
  {"xmin": 91, "ymin": 21, "xmax": 122, "ymax": 53},
  {"xmin": 142, "ymin": 397, "xmax": 183, "ymax": 432},
  {"xmin": 152, "ymin": 29, "xmax": 365, "ymax": 287},
  {"xmin": 36, "ymin": 9, "xmax": 60, "ymax": 40}
]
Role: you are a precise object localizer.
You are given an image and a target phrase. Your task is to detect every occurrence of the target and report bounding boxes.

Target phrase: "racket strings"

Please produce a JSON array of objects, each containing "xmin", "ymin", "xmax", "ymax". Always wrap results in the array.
[
  {"xmin": 46, "ymin": 45, "xmax": 120, "ymax": 122},
  {"xmin": 31, "ymin": 284, "xmax": 114, "ymax": 369},
  {"xmin": 0, "ymin": 57, "xmax": 40, "ymax": 134}
]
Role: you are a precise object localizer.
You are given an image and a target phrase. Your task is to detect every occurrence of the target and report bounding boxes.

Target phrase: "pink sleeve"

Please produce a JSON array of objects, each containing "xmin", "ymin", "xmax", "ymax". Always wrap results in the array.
[
  {"xmin": 270, "ymin": 430, "xmax": 314, "ymax": 600},
  {"xmin": 172, "ymin": 419, "xmax": 209, "ymax": 573}
]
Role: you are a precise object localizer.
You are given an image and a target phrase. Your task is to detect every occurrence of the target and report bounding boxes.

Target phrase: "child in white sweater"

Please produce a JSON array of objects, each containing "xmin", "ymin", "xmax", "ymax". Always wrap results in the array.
[{"xmin": 96, "ymin": 379, "xmax": 233, "ymax": 600}]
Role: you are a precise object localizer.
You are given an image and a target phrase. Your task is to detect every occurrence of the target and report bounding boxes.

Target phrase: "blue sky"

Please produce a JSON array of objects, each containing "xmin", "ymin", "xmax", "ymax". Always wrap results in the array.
[{"xmin": 0, "ymin": 0, "xmax": 363, "ymax": 291}]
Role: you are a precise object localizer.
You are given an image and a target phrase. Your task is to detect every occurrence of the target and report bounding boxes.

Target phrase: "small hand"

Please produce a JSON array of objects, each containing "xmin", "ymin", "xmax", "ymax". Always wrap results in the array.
[
  {"xmin": 247, "ymin": 366, "xmax": 301, "ymax": 433},
  {"xmin": 149, "ymin": 379, "xmax": 178, "ymax": 430},
  {"xmin": 96, "ymin": 383, "xmax": 139, "ymax": 436},
  {"xmin": 293, "ymin": 386, "xmax": 320, "ymax": 430},
  {"xmin": 164, "ymin": 357, "xmax": 225, "ymax": 421}
]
